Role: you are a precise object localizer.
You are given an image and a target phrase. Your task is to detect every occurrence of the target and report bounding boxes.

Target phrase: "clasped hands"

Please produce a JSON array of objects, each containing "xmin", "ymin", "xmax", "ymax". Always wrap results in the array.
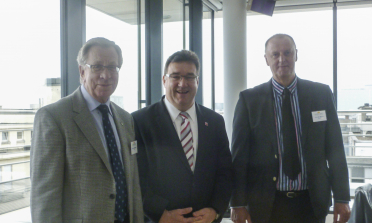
[{"xmin": 159, "ymin": 207, "xmax": 217, "ymax": 223}]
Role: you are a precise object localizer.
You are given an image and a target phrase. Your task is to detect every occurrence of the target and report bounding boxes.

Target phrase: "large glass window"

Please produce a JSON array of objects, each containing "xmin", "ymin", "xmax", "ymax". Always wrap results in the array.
[
  {"xmin": 245, "ymin": 10, "xmax": 333, "ymax": 89},
  {"xmin": 86, "ymin": 1, "xmax": 139, "ymax": 113},
  {"xmin": 163, "ymin": 0, "xmax": 186, "ymax": 71},
  {"xmin": 0, "ymin": 0, "xmax": 61, "ymax": 109},
  {"xmin": 214, "ymin": 13, "xmax": 224, "ymax": 113},
  {"xmin": 214, "ymin": 10, "xmax": 333, "ymax": 112},
  {"xmin": 337, "ymin": 6, "xmax": 372, "ymax": 197},
  {"xmin": 202, "ymin": 8, "xmax": 213, "ymax": 109},
  {"xmin": 337, "ymin": 7, "xmax": 372, "ymax": 111},
  {"xmin": 0, "ymin": 0, "xmax": 60, "ymax": 219}
]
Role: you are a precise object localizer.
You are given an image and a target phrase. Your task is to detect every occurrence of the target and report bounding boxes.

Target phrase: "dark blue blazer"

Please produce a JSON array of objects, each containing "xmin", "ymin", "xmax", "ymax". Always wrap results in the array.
[
  {"xmin": 230, "ymin": 78, "xmax": 350, "ymax": 223},
  {"xmin": 132, "ymin": 97, "xmax": 233, "ymax": 222}
]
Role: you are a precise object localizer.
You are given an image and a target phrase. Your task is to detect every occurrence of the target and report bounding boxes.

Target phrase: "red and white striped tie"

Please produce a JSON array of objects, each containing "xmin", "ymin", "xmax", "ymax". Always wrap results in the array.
[{"xmin": 180, "ymin": 112, "xmax": 194, "ymax": 170}]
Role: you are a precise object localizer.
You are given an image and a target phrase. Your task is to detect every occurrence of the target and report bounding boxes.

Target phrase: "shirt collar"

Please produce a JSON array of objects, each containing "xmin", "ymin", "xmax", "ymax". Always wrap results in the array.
[
  {"xmin": 163, "ymin": 96, "xmax": 197, "ymax": 122},
  {"xmin": 80, "ymin": 84, "xmax": 113, "ymax": 116},
  {"xmin": 271, "ymin": 75, "xmax": 298, "ymax": 95}
]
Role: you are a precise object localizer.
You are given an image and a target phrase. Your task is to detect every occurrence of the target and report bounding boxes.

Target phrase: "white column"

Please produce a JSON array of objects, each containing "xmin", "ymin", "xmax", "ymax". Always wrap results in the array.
[{"xmin": 223, "ymin": 0, "xmax": 247, "ymax": 142}]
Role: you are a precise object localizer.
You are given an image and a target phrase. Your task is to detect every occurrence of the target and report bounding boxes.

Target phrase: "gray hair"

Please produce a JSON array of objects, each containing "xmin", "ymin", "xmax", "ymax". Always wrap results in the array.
[
  {"xmin": 265, "ymin": 33, "xmax": 297, "ymax": 52},
  {"xmin": 77, "ymin": 37, "xmax": 123, "ymax": 68}
]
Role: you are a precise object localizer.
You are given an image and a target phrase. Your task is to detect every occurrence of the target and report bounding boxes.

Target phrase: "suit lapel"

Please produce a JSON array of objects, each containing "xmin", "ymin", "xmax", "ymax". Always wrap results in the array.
[
  {"xmin": 263, "ymin": 80, "xmax": 278, "ymax": 148},
  {"xmin": 297, "ymin": 78, "xmax": 312, "ymax": 149},
  {"xmin": 193, "ymin": 104, "xmax": 207, "ymax": 174},
  {"xmin": 72, "ymin": 88, "xmax": 113, "ymax": 175},
  {"xmin": 157, "ymin": 99, "xmax": 194, "ymax": 174}
]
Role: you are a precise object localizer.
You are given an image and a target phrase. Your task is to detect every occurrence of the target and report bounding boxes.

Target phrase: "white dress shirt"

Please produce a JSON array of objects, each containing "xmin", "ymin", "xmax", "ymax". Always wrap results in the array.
[{"xmin": 163, "ymin": 97, "xmax": 198, "ymax": 171}]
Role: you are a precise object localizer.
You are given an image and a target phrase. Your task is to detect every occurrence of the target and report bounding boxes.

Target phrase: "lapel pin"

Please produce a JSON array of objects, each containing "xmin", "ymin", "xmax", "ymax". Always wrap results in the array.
[
  {"xmin": 121, "ymin": 122, "xmax": 124, "ymax": 126},
  {"xmin": 205, "ymin": 122, "xmax": 208, "ymax": 126}
]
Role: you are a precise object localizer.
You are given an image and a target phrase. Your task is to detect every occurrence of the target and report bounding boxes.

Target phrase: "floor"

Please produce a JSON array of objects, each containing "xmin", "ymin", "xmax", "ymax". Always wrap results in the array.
[{"xmin": 0, "ymin": 207, "xmax": 336, "ymax": 223}]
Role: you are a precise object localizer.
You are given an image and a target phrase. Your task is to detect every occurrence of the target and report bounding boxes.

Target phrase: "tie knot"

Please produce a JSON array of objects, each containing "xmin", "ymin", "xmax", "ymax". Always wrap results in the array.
[
  {"xmin": 97, "ymin": 104, "xmax": 109, "ymax": 115},
  {"xmin": 283, "ymin": 88, "xmax": 291, "ymax": 98},
  {"xmin": 179, "ymin": 112, "xmax": 189, "ymax": 120}
]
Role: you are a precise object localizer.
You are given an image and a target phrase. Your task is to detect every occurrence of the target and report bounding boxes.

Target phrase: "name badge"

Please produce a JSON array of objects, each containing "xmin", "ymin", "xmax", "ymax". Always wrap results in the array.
[
  {"xmin": 131, "ymin": 141, "xmax": 138, "ymax": 155},
  {"xmin": 312, "ymin": 110, "xmax": 327, "ymax": 122}
]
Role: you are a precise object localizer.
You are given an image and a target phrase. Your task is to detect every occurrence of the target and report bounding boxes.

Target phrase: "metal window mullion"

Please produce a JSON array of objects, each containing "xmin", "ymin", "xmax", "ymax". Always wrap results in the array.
[
  {"xmin": 138, "ymin": 0, "xmax": 142, "ymax": 109},
  {"xmin": 211, "ymin": 10, "xmax": 215, "ymax": 111},
  {"xmin": 333, "ymin": 0, "xmax": 338, "ymax": 109}
]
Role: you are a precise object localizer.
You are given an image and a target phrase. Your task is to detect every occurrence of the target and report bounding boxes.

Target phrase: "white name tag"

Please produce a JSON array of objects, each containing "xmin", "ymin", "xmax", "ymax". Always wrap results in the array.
[
  {"xmin": 312, "ymin": 110, "xmax": 327, "ymax": 122},
  {"xmin": 131, "ymin": 141, "xmax": 138, "ymax": 155}
]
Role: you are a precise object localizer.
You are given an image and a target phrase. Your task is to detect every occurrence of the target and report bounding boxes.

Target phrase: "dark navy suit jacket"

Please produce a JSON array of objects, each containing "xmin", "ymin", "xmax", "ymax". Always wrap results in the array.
[
  {"xmin": 230, "ymin": 78, "xmax": 350, "ymax": 223},
  {"xmin": 132, "ymin": 97, "xmax": 233, "ymax": 222}
]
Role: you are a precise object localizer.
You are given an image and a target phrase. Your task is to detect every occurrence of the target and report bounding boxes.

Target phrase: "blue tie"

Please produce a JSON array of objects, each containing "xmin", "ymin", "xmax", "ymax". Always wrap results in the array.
[{"xmin": 97, "ymin": 104, "xmax": 128, "ymax": 222}]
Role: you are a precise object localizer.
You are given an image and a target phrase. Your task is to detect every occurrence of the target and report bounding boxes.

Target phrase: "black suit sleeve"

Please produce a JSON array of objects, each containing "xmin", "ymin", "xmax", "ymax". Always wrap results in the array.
[
  {"xmin": 230, "ymin": 92, "xmax": 251, "ymax": 207},
  {"xmin": 324, "ymin": 86, "xmax": 350, "ymax": 202}
]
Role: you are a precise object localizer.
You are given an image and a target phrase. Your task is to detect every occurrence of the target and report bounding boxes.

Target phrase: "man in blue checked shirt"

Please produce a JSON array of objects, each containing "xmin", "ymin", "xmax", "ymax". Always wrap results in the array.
[{"xmin": 230, "ymin": 34, "xmax": 350, "ymax": 223}]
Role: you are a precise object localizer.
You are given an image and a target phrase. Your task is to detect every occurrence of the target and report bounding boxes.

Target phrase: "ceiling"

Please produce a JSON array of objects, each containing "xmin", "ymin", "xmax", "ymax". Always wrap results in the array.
[{"xmin": 86, "ymin": 0, "xmax": 372, "ymax": 25}]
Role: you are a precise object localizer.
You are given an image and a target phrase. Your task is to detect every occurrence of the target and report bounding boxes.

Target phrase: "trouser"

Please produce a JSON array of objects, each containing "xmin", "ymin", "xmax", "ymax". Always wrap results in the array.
[{"xmin": 268, "ymin": 190, "xmax": 326, "ymax": 223}]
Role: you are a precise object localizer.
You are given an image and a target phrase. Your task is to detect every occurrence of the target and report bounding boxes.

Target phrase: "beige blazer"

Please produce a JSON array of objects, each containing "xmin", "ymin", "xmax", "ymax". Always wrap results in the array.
[{"xmin": 30, "ymin": 87, "xmax": 144, "ymax": 223}]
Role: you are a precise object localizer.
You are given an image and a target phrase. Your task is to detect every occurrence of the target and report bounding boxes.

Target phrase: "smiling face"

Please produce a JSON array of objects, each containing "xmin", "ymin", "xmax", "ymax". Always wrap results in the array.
[
  {"xmin": 79, "ymin": 46, "xmax": 119, "ymax": 103},
  {"xmin": 265, "ymin": 36, "xmax": 297, "ymax": 85},
  {"xmin": 163, "ymin": 62, "xmax": 199, "ymax": 112}
]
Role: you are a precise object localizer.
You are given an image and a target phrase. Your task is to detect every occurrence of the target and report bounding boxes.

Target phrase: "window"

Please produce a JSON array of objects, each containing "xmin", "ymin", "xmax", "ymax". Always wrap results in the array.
[
  {"xmin": 0, "ymin": 0, "xmax": 60, "ymax": 110},
  {"xmin": 202, "ymin": 9, "xmax": 212, "ymax": 109},
  {"xmin": 17, "ymin": 132, "xmax": 23, "ymax": 140},
  {"xmin": 0, "ymin": 0, "xmax": 60, "ymax": 218},
  {"xmin": 86, "ymin": 1, "xmax": 139, "ymax": 113},
  {"xmin": 337, "ymin": 7, "xmax": 372, "ymax": 110},
  {"xmin": 16, "ymin": 131, "xmax": 25, "ymax": 143},
  {"xmin": 2, "ymin": 132, "xmax": 9, "ymax": 143},
  {"xmin": 214, "ymin": 15, "xmax": 223, "ymax": 112},
  {"xmin": 351, "ymin": 167, "xmax": 365, "ymax": 183},
  {"xmin": 245, "ymin": 10, "xmax": 333, "ymax": 89},
  {"xmin": 163, "ymin": 0, "xmax": 186, "ymax": 66}
]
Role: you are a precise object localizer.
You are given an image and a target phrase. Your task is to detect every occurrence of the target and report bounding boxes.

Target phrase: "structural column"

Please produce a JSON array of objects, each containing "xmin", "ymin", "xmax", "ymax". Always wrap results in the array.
[
  {"xmin": 145, "ymin": 0, "xmax": 163, "ymax": 106},
  {"xmin": 223, "ymin": 0, "xmax": 247, "ymax": 141},
  {"xmin": 60, "ymin": 0, "xmax": 86, "ymax": 96}
]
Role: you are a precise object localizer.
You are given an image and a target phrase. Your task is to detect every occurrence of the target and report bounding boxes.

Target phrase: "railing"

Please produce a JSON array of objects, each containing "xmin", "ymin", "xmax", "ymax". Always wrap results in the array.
[
  {"xmin": 338, "ymin": 110, "xmax": 372, "ymax": 157},
  {"xmin": 0, "ymin": 110, "xmax": 371, "ymax": 217},
  {"xmin": 0, "ymin": 161, "xmax": 31, "ymax": 215}
]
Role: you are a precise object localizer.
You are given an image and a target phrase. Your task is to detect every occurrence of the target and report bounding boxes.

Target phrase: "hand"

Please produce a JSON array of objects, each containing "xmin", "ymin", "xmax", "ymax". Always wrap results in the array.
[
  {"xmin": 333, "ymin": 203, "xmax": 350, "ymax": 223},
  {"xmin": 231, "ymin": 207, "xmax": 252, "ymax": 223},
  {"xmin": 159, "ymin": 207, "xmax": 197, "ymax": 223},
  {"xmin": 192, "ymin": 207, "xmax": 217, "ymax": 223}
]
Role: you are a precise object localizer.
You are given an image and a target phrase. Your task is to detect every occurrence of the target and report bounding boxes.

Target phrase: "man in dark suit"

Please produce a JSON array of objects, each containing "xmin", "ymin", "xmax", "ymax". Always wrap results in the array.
[
  {"xmin": 132, "ymin": 50, "xmax": 233, "ymax": 223},
  {"xmin": 230, "ymin": 34, "xmax": 350, "ymax": 223}
]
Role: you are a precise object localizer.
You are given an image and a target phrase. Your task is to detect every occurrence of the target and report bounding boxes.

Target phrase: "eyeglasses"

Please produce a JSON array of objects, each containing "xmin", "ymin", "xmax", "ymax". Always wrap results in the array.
[
  {"xmin": 85, "ymin": 64, "xmax": 120, "ymax": 73},
  {"xmin": 165, "ymin": 74, "xmax": 198, "ymax": 82}
]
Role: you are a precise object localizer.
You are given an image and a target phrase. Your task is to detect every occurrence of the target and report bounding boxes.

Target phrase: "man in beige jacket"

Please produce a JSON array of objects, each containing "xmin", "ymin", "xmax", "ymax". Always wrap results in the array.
[{"xmin": 30, "ymin": 37, "xmax": 144, "ymax": 223}]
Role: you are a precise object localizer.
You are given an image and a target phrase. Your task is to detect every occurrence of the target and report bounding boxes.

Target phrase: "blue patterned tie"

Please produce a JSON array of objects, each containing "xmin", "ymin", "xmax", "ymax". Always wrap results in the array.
[{"xmin": 97, "ymin": 104, "xmax": 128, "ymax": 222}]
